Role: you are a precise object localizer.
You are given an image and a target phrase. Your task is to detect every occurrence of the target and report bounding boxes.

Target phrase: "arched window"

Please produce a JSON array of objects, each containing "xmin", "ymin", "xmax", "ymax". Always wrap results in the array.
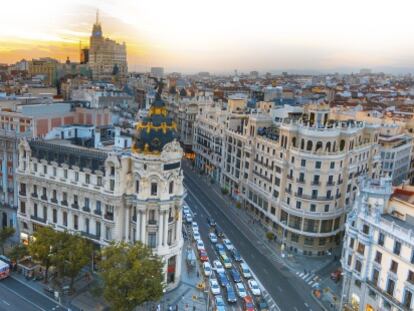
[
  {"xmin": 292, "ymin": 137, "xmax": 297, "ymax": 148},
  {"xmin": 301, "ymin": 139, "xmax": 305, "ymax": 150},
  {"xmin": 169, "ymin": 181, "xmax": 174, "ymax": 194},
  {"xmin": 339, "ymin": 140, "xmax": 345, "ymax": 151},
  {"xmin": 315, "ymin": 141, "xmax": 323, "ymax": 152},
  {"xmin": 306, "ymin": 140, "xmax": 313, "ymax": 151},
  {"xmin": 333, "ymin": 141, "xmax": 336, "ymax": 152},
  {"xmin": 325, "ymin": 141, "xmax": 331, "ymax": 152}
]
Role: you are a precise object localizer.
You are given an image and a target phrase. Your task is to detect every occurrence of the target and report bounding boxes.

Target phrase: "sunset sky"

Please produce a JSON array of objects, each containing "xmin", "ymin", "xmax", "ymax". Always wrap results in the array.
[{"xmin": 1, "ymin": 0, "xmax": 414, "ymax": 73}]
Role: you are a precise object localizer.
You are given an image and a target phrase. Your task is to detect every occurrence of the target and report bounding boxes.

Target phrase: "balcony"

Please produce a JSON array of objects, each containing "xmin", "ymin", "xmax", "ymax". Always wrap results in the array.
[
  {"xmin": 132, "ymin": 215, "xmax": 137, "ymax": 222},
  {"xmin": 104, "ymin": 214, "xmax": 114, "ymax": 221},
  {"xmin": 311, "ymin": 181, "xmax": 321, "ymax": 186},
  {"xmin": 285, "ymin": 188, "xmax": 292, "ymax": 194},
  {"xmin": 19, "ymin": 190, "xmax": 26, "ymax": 196},
  {"xmin": 296, "ymin": 178, "xmax": 306, "ymax": 184},
  {"xmin": 94, "ymin": 209, "xmax": 102, "ymax": 216},
  {"xmin": 82, "ymin": 206, "xmax": 91, "ymax": 212},
  {"xmin": 51, "ymin": 198, "xmax": 58, "ymax": 204},
  {"xmin": 31, "ymin": 193, "xmax": 38, "ymax": 198},
  {"xmin": 71, "ymin": 203, "xmax": 79, "ymax": 210},
  {"xmin": 30, "ymin": 215, "xmax": 46, "ymax": 223},
  {"xmin": 327, "ymin": 181, "xmax": 336, "ymax": 186},
  {"xmin": 61, "ymin": 200, "xmax": 68, "ymax": 206},
  {"xmin": 148, "ymin": 219, "xmax": 157, "ymax": 225},
  {"xmin": 81, "ymin": 231, "xmax": 100, "ymax": 240},
  {"xmin": 168, "ymin": 217, "xmax": 174, "ymax": 223},
  {"xmin": 40, "ymin": 195, "xmax": 48, "ymax": 201}
]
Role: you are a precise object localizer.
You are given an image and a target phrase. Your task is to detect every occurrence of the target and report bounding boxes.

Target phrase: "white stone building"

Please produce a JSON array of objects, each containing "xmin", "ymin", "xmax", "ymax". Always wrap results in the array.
[{"xmin": 341, "ymin": 179, "xmax": 414, "ymax": 311}]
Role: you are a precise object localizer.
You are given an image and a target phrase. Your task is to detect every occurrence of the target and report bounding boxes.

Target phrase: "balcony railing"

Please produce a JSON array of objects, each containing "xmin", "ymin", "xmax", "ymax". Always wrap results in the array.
[
  {"xmin": 81, "ymin": 231, "xmax": 100, "ymax": 240},
  {"xmin": 327, "ymin": 181, "xmax": 336, "ymax": 186},
  {"xmin": 61, "ymin": 200, "xmax": 68, "ymax": 206},
  {"xmin": 30, "ymin": 215, "xmax": 46, "ymax": 223},
  {"xmin": 94, "ymin": 209, "xmax": 102, "ymax": 216},
  {"xmin": 82, "ymin": 206, "xmax": 91, "ymax": 212},
  {"xmin": 19, "ymin": 191, "xmax": 26, "ymax": 196},
  {"xmin": 148, "ymin": 220, "xmax": 157, "ymax": 225},
  {"xmin": 71, "ymin": 203, "xmax": 79, "ymax": 210},
  {"xmin": 31, "ymin": 193, "xmax": 38, "ymax": 198},
  {"xmin": 41, "ymin": 195, "xmax": 48, "ymax": 201},
  {"xmin": 51, "ymin": 198, "xmax": 58, "ymax": 204},
  {"xmin": 104, "ymin": 214, "xmax": 114, "ymax": 221}
]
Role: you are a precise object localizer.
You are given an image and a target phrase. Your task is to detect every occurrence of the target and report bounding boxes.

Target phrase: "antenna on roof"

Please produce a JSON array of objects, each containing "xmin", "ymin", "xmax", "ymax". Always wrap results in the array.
[{"xmin": 96, "ymin": 9, "xmax": 100, "ymax": 24}]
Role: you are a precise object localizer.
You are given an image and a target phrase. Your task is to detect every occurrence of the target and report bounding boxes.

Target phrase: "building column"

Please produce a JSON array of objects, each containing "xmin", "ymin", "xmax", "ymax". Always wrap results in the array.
[
  {"xmin": 136, "ymin": 210, "xmax": 141, "ymax": 242},
  {"xmin": 158, "ymin": 210, "xmax": 164, "ymax": 247},
  {"xmin": 163, "ymin": 211, "xmax": 168, "ymax": 245},
  {"xmin": 175, "ymin": 206, "xmax": 182, "ymax": 243},
  {"xmin": 124, "ymin": 205, "xmax": 130, "ymax": 242},
  {"xmin": 140, "ymin": 211, "xmax": 146, "ymax": 244}
]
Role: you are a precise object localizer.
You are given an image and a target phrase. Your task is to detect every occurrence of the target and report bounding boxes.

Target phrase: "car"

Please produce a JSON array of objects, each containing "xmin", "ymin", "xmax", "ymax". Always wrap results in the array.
[
  {"xmin": 199, "ymin": 249, "xmax": 209, "ymax": 262},
  {"xmin": 240, "ymin": 262, "xmax": 252, "ymax": 279},
  {"xmin": 231, "ymin": 249, "xmax": 242, "ymax": 262},
  {"xmin": 209, "ymin": 232, "xmax": 218, "ymax": 244},
  {"xmin": 235, "ymin": 282, "xmax": 247, "ymax": 298},
  {"xmin": 196, "ymin": 240, "xmax": 205, "ymax": 251},
  {"xmin": 230, "ymin": 268, "xmax": 242, "ymax": 283},
  {"xmin": 203, "ymin": 262, "xmax": 212, "ymax": 277},
  {"xmin": 215, "ymin": 226, "xmax": 225, "ymax": 238},
  {"xmin": 221, "ymin": 255, "xmax": 232, "ymax": 269},
  {"xmin": 0, "ymin": 255, "xmax": 11, "ymax": 268},
  {"xmin": 183, "ymin": 205, "xmax": 190, "ymax": 215},
  {"xmin": 192, "ymin": 221, "xmax": 199, "ymax": 231},
  {"xmin": 186, "ymin": 214, "xmax": 193, "ymax": 224},
  {"xmin": 243, "ymin": 296, "xmax": 255, "ymax": 311},
  {"xmin": 210, "ymin": 278, "xmax": 221, "ymax": 295},
  {"xmin": 225, "ymin": 284, "xmax": 238, "ymax": 303},
  {"xmin": 193, "ymin": 231, "xmax": 201, "ymax": 241},
  {"xmin": 214, "ymin": 295, "xmax": 226, "ymax": 311},
  {"xmin": 213, "ymin": 260, "xmax": 225, "ymax": 274},
  {"xmin": 215, "ymin": 243, "xmax": 225, "ymax": 253},
  {"xmin": 248, "ymin": 279, "xmax": 261, "ymax": 296},
  {"xmin": 217, "ymin": 272, "xmax": 229, "ymax": 287},
  {"xmin": 258, "ymin": 299, "xmax": 269, "ymax": 311},
  {"xmin": 223, "ymin": 239, "xmax": 234, "ymax": 251},
  {"xmin": 330, "ymin": 268, "xmax": 342, "ymax": 283},
  {"xmin": 208, "ymin": 217, "xmax": 217, "ymax": 227}
]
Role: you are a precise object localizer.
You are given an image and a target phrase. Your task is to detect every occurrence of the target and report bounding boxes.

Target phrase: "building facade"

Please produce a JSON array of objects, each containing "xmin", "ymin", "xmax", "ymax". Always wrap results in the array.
[
  {"xmin": 341, "ymin": 179, "xmax": 414, "ymax": 311},
  {"xmin": 88, "ymin": 13, "xmax": 127, "ymax": 81},
  {"xmin": 16, "ymin": 94, "xmax": 184, "ymax": 290},
  {"xmin": 194, "ymin": 103, "xmax": 381, "ymax": 255}
]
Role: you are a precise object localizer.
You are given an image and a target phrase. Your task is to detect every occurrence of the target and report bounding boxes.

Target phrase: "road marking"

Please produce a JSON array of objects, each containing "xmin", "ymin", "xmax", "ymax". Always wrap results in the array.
[
  {"xmin": 2, "ymin": 300, "xmax": 10, "ymax": 306},
  {"xmin": 312, "ymin": 283, "xmax": 319, "ymax": 288},
  {"xmin": 304, "ymin": 303, "xmax": 309, "ymax": 307},
  {"xmin": 308, "ymin": 281, "xmax": 314, "ymax": 286},
  {"xmin": 299, "ymin": 272, "xmax": 304, "ymax": 277},
  {"xmin": 0, "ymin": 282, "xmax": 46, "ymax": 311},
  {"xmin": 277, "ymin": 286, "xmax": 283, "ymax": 292}
]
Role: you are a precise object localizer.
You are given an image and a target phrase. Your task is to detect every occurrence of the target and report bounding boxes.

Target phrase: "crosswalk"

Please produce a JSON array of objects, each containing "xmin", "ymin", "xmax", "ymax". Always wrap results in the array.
[{"xmin": 296, "ymin": 271, "xmax": 320, "ymax": 288}]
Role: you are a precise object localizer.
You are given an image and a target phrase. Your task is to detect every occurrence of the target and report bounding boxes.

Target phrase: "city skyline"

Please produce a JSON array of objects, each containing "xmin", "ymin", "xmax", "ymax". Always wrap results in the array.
[{"xmin": 2, "ymin": 0, "xmax": 414, "ymax": 74}]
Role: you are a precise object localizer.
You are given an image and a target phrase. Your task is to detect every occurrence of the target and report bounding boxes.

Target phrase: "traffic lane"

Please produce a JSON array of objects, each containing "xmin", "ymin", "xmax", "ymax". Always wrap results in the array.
[
  {"xmin": 186, "ymin": 197, "xmax": 241, "ymax": 310},
  {"xmin": 0, "ymin": 281, "xmax": 43, "ymax": 311},
  {"xmin": 184, "ymin": 171, "xmax": 320, "ymax": 311},
  {"xmin": 187, "ymin": 193, "xmax": 266, "ymax": 311},
  {"xmin": 1, "ymin": 277, "xmax": 65, "ymax": 311}
]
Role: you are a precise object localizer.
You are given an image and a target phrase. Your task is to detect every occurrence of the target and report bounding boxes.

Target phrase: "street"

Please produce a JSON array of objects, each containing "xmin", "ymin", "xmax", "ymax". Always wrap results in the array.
[
  {"xmin": 183, "ymin": 162, "xmax": 324, "ymax": 311},
  {"xmin": 0, "ymin": 277, "xmax": 66, "ymax": 311}
]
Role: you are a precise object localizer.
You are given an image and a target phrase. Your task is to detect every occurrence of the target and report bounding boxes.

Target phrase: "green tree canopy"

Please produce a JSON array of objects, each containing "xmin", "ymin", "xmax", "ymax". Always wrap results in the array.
[
  {"xmin": 100, "ymin": 242, "xmax": 164, "ymax": 311},
  {"xmin": 0, "ymin": 227, "xmax": 15, "ymax": 254},
  {"xmin": 7, "ymin": 244, "xmax": 29, "ymax": 263}
]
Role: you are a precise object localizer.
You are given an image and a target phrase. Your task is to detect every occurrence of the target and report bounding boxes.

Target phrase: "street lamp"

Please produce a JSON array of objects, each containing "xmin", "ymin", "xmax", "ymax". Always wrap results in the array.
[{"xmin": 280, "ymin": 220, "xmax": 287, "ymax": 258}]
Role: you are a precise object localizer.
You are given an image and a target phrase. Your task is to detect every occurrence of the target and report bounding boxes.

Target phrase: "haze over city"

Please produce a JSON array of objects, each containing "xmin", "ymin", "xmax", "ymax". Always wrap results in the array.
[{"xmin": 2, "ymin": 0, "xmax": 414, "ymax": 73}]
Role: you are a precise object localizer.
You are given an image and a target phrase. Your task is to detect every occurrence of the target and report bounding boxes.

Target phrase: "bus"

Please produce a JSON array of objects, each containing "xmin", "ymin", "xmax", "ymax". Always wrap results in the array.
[{"xmin": 0, "ymin": 260, "xmax": 9, "ymax": 280}]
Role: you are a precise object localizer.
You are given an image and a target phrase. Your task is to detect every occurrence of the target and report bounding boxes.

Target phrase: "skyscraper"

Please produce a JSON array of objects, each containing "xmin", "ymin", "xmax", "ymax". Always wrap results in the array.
[{"xmin": 88, "ymin": 10, "xmax": 127, "ymax": 81}]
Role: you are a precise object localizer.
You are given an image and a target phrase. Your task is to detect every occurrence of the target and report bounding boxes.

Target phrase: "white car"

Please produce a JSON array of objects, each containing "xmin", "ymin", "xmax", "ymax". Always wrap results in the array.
[
  {"xmin": 210, "ymin": 278, "xmax": 221, "ymax": 295},
  {"xmin": 192, "ymin": 221, "xmax": 199, "ymax": 231},
  {"xmin": 203, "ymin": 261, "xmax": 212, "ymax": 277},
  {"xmin": 209, "ymin": 232, "xmax": 218, "ymax": 244},
  {"xmin": 213, "ymin": 260, "xmax": 225, "ymax": 274},
  {"xmin": 223, "ymin": 239, "xmax": 234, "ymax": 251},
  {"xmin": 248, "ymin": 279, "xmax": 261, "ymax": 296},
  {"xmin": 193, "ymin": 232, "xmax": 201, "ymax": 241},
  {"xmin": 235, "ymin": 282, "xmax": 247, "ymax": 298},
  {"xmin": 196, "ymin": 240, "xmax": 205, "ymax": 251},
  {"xmin": 240, "ymin": 262, "xmax": 252, "ymax": 279},
  {"xmin": 186, "ymin": 214, "xmax": 193, "ymax": 223},
  {"xmin": 183, "ymin": 205, "xmax": 190, "ymax": 215}
]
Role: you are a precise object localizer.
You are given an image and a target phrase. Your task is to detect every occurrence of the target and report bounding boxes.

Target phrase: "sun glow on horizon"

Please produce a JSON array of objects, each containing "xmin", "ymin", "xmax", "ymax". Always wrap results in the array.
[{"xmin": 2, "ymin": 0, "xmax": 414, "ymax": 73}]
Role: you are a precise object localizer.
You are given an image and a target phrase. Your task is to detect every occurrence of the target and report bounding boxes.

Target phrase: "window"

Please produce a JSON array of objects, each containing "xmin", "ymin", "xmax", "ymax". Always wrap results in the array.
[
  {"xmin": 20, "ymin": 201, "xmax": 26, "ymax": 214},
  {"xmin": 96, "ymin": 221, "xmax": 101, "ymax": 237},
  {"xmin": 64, "ymin": 169, "xmax": 68, "ymax": 178},
  {"xmin": 357, "ymin": 243, "xmax": 365, "ymax": 255},
  {"xmin": 296, "ymin": 201, "xmax": 301, "ymax": 209},
  {"xmin": 34, "ymin": 163, "xmax": 37, "ymax": 172},
  {"xmin": 390, "ymin": 260, "xmax": 398, "ymax": 274},
  {"xmin": 110, "ymin": 179, "xmax": 115, "ymax": 191},
  {"xmin": 347, "ymin": 255, "xmax": 352, "ymax": 266},
  {"xmin": 411, "ymin": 250, "xmax": 414, "ymax": 264},
  {"xmin": 85, "ymin": 174, "xmax": 90, "ymax": 184},
  {"xmin": 324, "ymin": 205, "xmax": 329, "ymax": 212},
  {"xmin": 148, "ymin": 232, "xmax": 156, "ymax": 248},
  {"xmin": 169, "ymin": 181, "xmax": 174, "ymax": 194},
  {"xmin": 151, "ymin": 183, "xmax": 158, "ymax": 196},
  {"xmin": 315, "ymin": 161, "xmax": 321, "ymax": 169},
  {"xmin": 404, "ymin": 290, "xmax": 413, "ymax": 309},
  {"xmin": 274, "ymin": 177, "xmax": 280, "ymax": 186},
  {"xmin": 330, "ymin": 161, "xmax": 335, "ymax": 169},
  {"xmin": 75, "ymin": 172, "xmax": 79, "ymax": 182},
  {"xmin": 43, "ymin": 165, "xmax": 47, "ymax": 174},
  {"xmin": 378, "ymin": 232, "xmax": 385, "ymax": 246},
  {"xmin": 291, "ymin": 156, "xmax": 295, "ymax": 164},
  {"xmin": 408, "ymin": 271, "xmax": 414, "ymax": 284},
  {"xmin": 135, "ymin": 180, "xmax": 139, "ymax": 193},
  {"xmin": 85, "ymin": 218, "xmax": 90, "ymax": 233},
  {"xmin": 167, "ymin": 229, "xmax": 172, "ymax": 245},
  {"xmin": 105, "ymin": 205, "xmax": 114, "ymax": 220},
  {"xmin": 33, "ymin": 203, "xmax": 38, "ymax": 217},
  {"xmin": 96, "ymin": 201, "xmax": 101, "ymax": 213},
  {"xmin": 362, "ymin": 224, "xmax": 370, "ymax": 234},
  {"xmin": 386, "ymin": 279, "xmax": 395, "ymax": 297},
  {"xmin": 301, "ymin": 159, "xmax": 306, "ymax": 167},
  {"xmin": 105, "ymin": 226, "xmax": 112, "ymax": 240},
  {"xmin": 393, "ymin": 241, "xmax": 401, "ymax": 255},
  {"xmin": 84, "ymin": 197, "xmax": 90, "ymax": 208},
  {"xmin": 53, "ymin": 167, "xmax": 57, "ymax": 177},
  {"xmin": 63, "ymin": 211, "xmax": 67, "ymax": 226},
  {"xmin": 97, "ymin": 176, "xmax": 102, "ymax": 186},
  {"xmin": 349, "ymin": 238, "xmax": 355, "ymax": 248},
  {"xmin": 53, "ymin": 209, "xmax": 57, "ymax": 223},
  {"xmin": 312, "ymin": 190, "xmax": 318, "ymax": 199},
  {"xmin": 372, "ymin": 269, "xmax": 380, "ymax": 286},
  {"xmin": 355, "ymin": 260, "xmax": 362, "ymax": 273},
  {"xmin": 73, "ymin": 215, "xmax": 78, "ymax": 230},
  {"xmin": 374, "ymin": 251, "xmax": 382, "ymax": 264}
]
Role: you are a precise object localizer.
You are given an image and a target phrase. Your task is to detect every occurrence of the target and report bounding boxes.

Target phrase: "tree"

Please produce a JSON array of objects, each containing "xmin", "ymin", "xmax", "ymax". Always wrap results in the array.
[
  {"xmin": 28, "ymin": 226, "xmax": 57, "ymax": 282},
  {"xmin": 0, "ymin": 227, "xmax": 15, "ymax": 254},
  {"xmin": 100, "ymin": 242, "xmax": 164, "ymax": 311},
  {"xmin": 7, "ymin": 244, "xmax": 29, "ymax": 263},
  {"xmin": 266, "ymin": 231, "xmax": 275, "ymax": 242},
  {"xmin": 63, "ymin": 234, "xmax": 92, "ymax": 291}
]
